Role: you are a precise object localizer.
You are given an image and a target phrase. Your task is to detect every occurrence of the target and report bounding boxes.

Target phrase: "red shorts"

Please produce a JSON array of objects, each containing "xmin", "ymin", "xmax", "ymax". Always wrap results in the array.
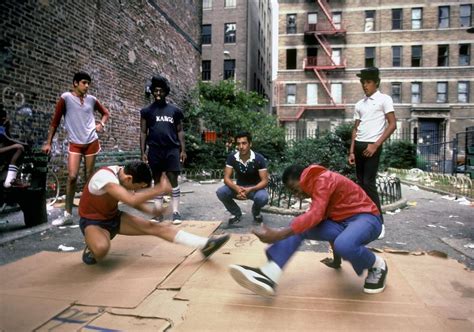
[{"xmin": 68, "ymin": 139, "xmax": 101, "ymax": 156}]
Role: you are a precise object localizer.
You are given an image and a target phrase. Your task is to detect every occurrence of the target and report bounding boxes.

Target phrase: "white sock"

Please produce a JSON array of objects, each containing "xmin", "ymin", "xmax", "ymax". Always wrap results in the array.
[
  {"xmin": 260, "ymin": 260, "xmax": 282, "ymax": 283},
  {"xmin": 173, "ymin": 230, "xmax": 208, "ymax": 249},
  {"xmin": 3, "ymin": 165, "xmax": 18, "ymax": 188},
  {"xmin": 154, "ymin": 195, "xmax": 163, "ymax": 209},
  {"xmin": 171, "ymin": 187, "xmax": 180, "ymax": 213},
  {"xmin": 372, "ymin": 255, "xmax": 386, "ymax": 269}
]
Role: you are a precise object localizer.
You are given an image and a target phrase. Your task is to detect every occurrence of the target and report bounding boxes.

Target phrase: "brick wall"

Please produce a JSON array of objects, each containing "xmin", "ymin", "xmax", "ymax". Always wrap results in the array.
[{"xmin": 0, "ymin": 0, "xmax": 201, "ymax": 152}]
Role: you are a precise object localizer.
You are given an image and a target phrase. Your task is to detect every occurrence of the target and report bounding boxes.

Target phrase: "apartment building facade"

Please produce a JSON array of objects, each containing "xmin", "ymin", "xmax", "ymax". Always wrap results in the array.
[
  {"xmin": 201, "ymin": 0, "xmax": 275, "ymax": 107},
  {"xmin": 275, "ymin": 0, "xmax": 474, "ymax": 142}
]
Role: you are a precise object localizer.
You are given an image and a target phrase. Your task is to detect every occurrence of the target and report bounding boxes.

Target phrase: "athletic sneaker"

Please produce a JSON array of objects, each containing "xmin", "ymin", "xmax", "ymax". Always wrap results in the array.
[
  {"xmin": 52, "ymin": 211, "xmax": 74, "ymax": 226},
  {"xmin": 172, "ymin": 212, "xmax": 182, "ymax": 225},
  {"xmin": 82, "ymin": 245, "xmax": 97, "ymax": 265},
  {"xmin": 253, "ymin": 214, "xmax": 263, "ymax": 224},
  {"xmin": 151, "ymin": 215, "xmax": 164, "ymax": 223},
  {"xmin": 201, "ymin": 234, "xmax": 230, "ymax": 258},
  {"xmin": 228, "ymin": 215, "xmax": 241, "ymax": 225},
  {"xmin": 364, "ymin": 261, "xmax": 388, "ymax": 294},
  {"xmin": 229, "ymin": 264, "xmax": 276, "ymax": 297}
]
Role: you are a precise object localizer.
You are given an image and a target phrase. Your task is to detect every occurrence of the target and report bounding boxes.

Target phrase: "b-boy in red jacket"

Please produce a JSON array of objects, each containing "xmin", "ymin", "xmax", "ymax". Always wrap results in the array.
[{"xmin": 229, "ymin": 164, "xmax": 387, "ymax": 296}]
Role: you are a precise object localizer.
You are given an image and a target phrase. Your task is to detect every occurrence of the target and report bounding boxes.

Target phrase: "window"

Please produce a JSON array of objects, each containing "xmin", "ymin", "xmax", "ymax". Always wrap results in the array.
[
  {"xmin": 458, "ymin": 81, "xmax": 469, "ymax": 103},
  {"xmin": 365, "ymin": 10, "xmax": 375, "ymax": 31},
  {"xmin": 287, "ymin": 14, "xmax": 297, "ymax": 33},
  {"xmin": 286, "ymin": 49, "xmax": 297, "ymax": 69},
  {"xmin": 437, "ymin": 45, "xmax": 449, "ymax": 66},
  {"xmin": 459, "ymin": 44, "xmax": 470, "ymax": 66},
  {"xmin": 391, "ymin": 83, "xmax": 402, "ymax": 103},
  {"xmin": 224, "ymin": 23, "xmax": 236, "ymax": 43},
  {"xmin": 392, "ymin": 9, "xmax": 403, "ymax": 30},
  {"xmin": 308, "ymin": 13, "xmax": 317, "ymax": 24},
  {"xmin": 202, "ymin": 60, "xmax": 211, "ymax": 81},
  {"xmin": 392, "ymin": 46, "xmax": 402, "ymax": 67},
  {"xmin": 365, "ymin": 47, "xmax": 375, "ymax": 67},
  {"xmin": 411, "ymin": 46, "xmax": 422, "ymax": 67},
  {"xmin": 411, "ymin": 8, "xmax": 422, "ymax": 29},
  {"xmin": 223, "ymin": 59, "xmax": 235, "ymax": 80},
  {"xmin": 437, "ymin": 82, "xmax": 448, "ymax": 103},
  {"xmin": 307, "ymin": 83, "xmax": 318, "ymax": 105},
  {"xmin": 202, "ymin": 25, "xmax": 212, "ymax": 44},
  {"xmin": 332, "ymin": 48, "xmax": 341, "ymax": 65},
  {"xmin": 331, "ymin": 83, "xmax": 342, "ymax": 103},
  {"xmin": 203, "ymin": 0, "xmax": 212, "ymax": 10},
  {"xmin": 332, "ymin": 12, "xmax": 342, "ymax": 29},
  {"xmin": 286, "ymin": 84, "xmax": 296, "ymax": 104},
  {"xmin": 438, "ymin": 6, "xmax": 450, "ymax": 28},
  {"xmin": 411, "ymin": 82, "xmax": 422, "ymax": 103},
  {"xmin": 224, "ymin": 0, "xmax": 236, "ymax": 7},
  {"xmin": 460, "ymin": 5, "xmax": 472, "ymax": 27}
]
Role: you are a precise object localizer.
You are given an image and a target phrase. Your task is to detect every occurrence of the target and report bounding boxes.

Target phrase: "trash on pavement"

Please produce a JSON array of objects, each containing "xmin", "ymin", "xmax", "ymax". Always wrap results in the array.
[
  {"xmin": 409, "ymin": 185, "xmax": 420, "ymax": 191},
  {"xmin": 407, "ymin": 201, "xmax": 417, "ymax": 206},
  {"xmin": 448, "ymin": 215, "xmax": 459, "ymax": 218},
  {"xmin": 427, "ymin": 224, "xmax": 437, "ymax": 228},
  {"xmin": 438, "ymin": 225, "xmax": 447, "ymax": 229},
  {"xmin": 455, "ymin": 197, "xmax": 471, "ymax": 206},
  {"xmin": 58, "ymin": 244, "xmax": 75, "ymax": 251},
  {"xmin": 441, "ymin": 195, "xmax": 456, "ymax": 201},
  {"xmin": 455, "ymin": 221, "xmax": 465, "ymax": 225},
  {"xmin": 463, "ymin": 243, "xmax": 474, "ymax": 249}
]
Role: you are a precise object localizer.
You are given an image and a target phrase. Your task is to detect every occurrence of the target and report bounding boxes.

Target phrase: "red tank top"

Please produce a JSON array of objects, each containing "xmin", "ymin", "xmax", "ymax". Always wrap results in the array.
[{"xmin": 79, "ymin": 167, "xmax": 120, "ymax": 220}]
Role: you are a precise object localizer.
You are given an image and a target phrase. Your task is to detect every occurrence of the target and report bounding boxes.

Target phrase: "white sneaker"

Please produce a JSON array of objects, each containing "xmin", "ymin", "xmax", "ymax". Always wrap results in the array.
[
  {"xmin": 172, "ymin": 212, "xmax": 182, "ymax": 225},
  {"xmin": 378, "ymin": 224, "xmax": 385, "ymax": 240},
  {"xmin": 52, "ymin": 211, "xmax": 74, "ymax": 226}
]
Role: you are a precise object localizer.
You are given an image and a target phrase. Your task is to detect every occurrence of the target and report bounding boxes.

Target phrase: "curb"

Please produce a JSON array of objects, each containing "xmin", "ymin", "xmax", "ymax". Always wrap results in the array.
[
  {"xmin": 399, "ymin": 179, "xmax": 473, "ymax": 200},
  {"xmin": 262, "ymin": 198, "xmax": 408, "ymax": 216},
  {"xmin": 0, "ymin": 222, "xmax": 52, "ymax": 245}
]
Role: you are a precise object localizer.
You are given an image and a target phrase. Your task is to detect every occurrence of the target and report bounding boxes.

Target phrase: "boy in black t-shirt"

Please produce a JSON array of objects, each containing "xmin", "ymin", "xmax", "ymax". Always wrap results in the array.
[
  {"xmin": 140, "ymin": 75, "xmax": 187, "ymax": 224},
  {"xmin": 216, "ymin": 132, "xmax": 269, "ymax": 225}
]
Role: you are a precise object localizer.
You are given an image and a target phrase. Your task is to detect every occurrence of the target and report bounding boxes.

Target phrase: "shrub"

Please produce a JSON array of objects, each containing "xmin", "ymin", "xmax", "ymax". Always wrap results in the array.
[{"xmin": 380, "ymin": 140, "xmax": 417, "ymax": 170}]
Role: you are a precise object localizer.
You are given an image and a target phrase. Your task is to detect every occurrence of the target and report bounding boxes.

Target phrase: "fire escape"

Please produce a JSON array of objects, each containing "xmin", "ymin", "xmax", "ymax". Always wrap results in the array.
[{"xmin": 304, "ymin": 0, "xmax": 346, "ymax": 108}]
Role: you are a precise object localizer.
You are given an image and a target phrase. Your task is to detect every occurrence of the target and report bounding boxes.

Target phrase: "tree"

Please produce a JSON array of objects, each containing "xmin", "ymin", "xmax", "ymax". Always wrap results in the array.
[{"xmin": 183, "ymin": 80, "xmax": 285, "ymax": 170}]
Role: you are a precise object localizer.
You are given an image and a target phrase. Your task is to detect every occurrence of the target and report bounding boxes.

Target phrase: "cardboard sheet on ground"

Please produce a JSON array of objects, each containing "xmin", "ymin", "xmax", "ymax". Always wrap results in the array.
[
  {"xmin": 173, "ymin": 234, "xmax": 473, "ymax": 331},
  {"xmin": 0, "ymin": 221, "xmax": 220, "ymax": 331}
]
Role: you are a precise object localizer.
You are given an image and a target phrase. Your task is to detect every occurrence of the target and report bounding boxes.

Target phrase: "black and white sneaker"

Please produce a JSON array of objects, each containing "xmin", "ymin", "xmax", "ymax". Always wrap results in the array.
[
  {"xmin": 253, "ymin": 214, "xmax": 263, "ymax": 224},
  {"xmin": 201, "ymin": 234, "xmax": 230, "ymax": 258},
  {"xmin": 82, "ymin": 245, "xmax": 97, "ymax": 265},
  {"xmin": 172, "ymin": 212, "xmax": 182, "ymax": 225},
  {"xmin": 229, "ymin": 264, "xmax": 276, "ymax": 297},
  {"xmin": 228, "ymin": 215, "xmax": 241, "ymax": 225},
  {"xmin": 364, "ymin": 261, "xmax": 388, "ymax": 294}
]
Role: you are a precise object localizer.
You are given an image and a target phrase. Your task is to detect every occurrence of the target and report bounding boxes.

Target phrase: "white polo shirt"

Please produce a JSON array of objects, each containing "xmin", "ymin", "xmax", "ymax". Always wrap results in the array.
[{"xmin": 354, "ymin": 90, "xmax": 395, "ymax": 142}]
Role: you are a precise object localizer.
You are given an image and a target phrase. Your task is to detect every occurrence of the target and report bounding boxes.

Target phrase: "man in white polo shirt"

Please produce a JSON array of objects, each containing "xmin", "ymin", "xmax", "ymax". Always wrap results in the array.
[{"xmin": 349, "ymin": 67, "xmax": 397, "ymax": 228}]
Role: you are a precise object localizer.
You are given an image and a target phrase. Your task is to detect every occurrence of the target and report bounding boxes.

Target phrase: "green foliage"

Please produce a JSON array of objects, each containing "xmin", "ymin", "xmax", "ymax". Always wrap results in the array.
[
  {"xmin": 275, "ymin": 124, "xmax": 356, "ymax": 180},
  {"xmin": 380, "ymin": 140, "xmax": 417, "ymax": 170},
  {"xmin": 183, "ymin": 80, "xmax": 285, "ymax": 170}
]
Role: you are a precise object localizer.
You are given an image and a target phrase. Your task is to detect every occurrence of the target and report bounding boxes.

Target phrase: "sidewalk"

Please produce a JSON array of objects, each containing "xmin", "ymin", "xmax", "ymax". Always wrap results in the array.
[{"xmin": 1, "ymin": 181, "xmax": 473, "ymax": 268}]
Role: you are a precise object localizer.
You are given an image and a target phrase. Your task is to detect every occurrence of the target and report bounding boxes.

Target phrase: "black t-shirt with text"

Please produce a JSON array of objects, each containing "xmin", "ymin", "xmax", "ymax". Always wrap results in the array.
[{"xmin": 140, "ymin": 101, "xmax": 184, "ymax": 149}]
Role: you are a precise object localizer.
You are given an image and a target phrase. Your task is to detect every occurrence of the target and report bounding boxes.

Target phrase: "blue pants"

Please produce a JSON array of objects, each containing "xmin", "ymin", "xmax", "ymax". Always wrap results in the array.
[
  {"xmin": 266, "ymin": 213, "xmax": 382, "ymax": 275},
  {"xmin": 216, "ymin": 185, "xmax": 269, "ymax": 217}
]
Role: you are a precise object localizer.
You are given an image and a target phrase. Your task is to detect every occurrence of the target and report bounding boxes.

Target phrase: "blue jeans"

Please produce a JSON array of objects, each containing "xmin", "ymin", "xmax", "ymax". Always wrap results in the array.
[
  {"xmin": 266, "ymin": 213, "xmax": 382, "ymax": 275},
  {"xmin": 216, "ymin": 185, "xmax": 269, "ymax": 217}
]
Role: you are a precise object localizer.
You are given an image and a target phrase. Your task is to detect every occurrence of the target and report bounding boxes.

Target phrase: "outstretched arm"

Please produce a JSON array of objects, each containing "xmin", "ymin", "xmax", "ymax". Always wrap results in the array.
[{"xmin": 104, "ymin": 174, "xmax": 171, "ymax": 208}]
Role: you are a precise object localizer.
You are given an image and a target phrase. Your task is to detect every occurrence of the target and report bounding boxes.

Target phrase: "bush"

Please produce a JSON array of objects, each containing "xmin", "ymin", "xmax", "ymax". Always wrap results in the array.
[
  {"xmin": 276, "ymin": 124, "xmax": 356, "ymax": 180},
  {"xmin": 380, "ymin": 140, "xmax": 417, "ymax": 170},
  {"xmin": 183, "ymin": 81, "xmax": 285, "ymax": 170}
]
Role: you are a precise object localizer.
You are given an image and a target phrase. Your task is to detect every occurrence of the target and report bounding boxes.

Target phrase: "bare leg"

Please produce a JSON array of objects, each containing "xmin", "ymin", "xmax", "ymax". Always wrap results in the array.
[
  {"xmin": 84, "ymin": 154, "xmax": 97, "ymax": 181},
  {"xmin": 119, "ymin": 212, "xmax": 178, "ymax": 241},
  {"xmin": 66, "ymin": 153, "xmax": 82, "ymax": 214},
  {"xmin": 84, "ymin": 225, "xmax": 111, "ymax": 261}
]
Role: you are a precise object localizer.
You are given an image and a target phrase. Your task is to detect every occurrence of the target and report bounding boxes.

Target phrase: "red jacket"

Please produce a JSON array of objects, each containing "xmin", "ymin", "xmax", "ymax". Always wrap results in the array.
[{"xmin": 290, "ymin": 165, "xmax": 380, "ymax": 234}]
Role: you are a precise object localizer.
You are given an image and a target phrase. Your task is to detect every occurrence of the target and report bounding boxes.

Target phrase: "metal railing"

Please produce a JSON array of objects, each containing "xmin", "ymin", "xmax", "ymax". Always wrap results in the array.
[{"xmin": 267, "ymin": 174, "xmax": 402, "ymax": 210}]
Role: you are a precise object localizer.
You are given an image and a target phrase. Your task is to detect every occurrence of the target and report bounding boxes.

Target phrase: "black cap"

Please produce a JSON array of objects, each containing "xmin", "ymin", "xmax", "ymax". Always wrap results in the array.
[
  {"xmin": 356, "ymin": 67, "xmax": 380, "ymax": 80},
  {"xmin": 467, "ymin": 27, "xmax": 474, "ymax": 33}
]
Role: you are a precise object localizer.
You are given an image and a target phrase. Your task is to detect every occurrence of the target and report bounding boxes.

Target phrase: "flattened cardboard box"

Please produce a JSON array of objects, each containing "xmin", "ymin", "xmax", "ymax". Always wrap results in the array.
[{"xmin": 0, "ymin": 221, "xmax": 220, "ymax": 331}]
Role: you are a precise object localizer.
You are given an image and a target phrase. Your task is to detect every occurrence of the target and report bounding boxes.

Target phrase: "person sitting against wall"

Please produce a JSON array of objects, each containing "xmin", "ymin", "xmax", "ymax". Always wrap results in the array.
[{"xmin": 0, "ymin": 105, "xmax": 26, "ymax": 188}]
